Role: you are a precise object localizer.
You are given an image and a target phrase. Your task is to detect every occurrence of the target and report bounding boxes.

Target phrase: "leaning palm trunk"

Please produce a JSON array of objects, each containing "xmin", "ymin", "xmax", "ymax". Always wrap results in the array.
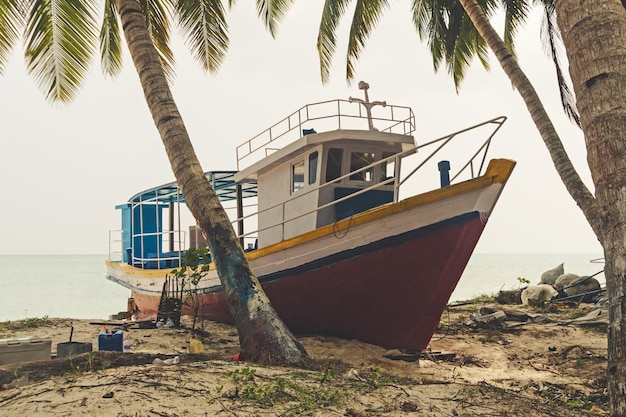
[
  {"xmin": 554, "ymin": 1, "xmax": 626, "ymax": 415},
  {"xmin": 114, "ymin": 0, "xmax": 316, "ymax": 369},
  {"xmin": 462, "ymin": 0, "xmax": 626, "ymax": 413},
  {"xmin": 458, "ymin": 0, "xmax": 601, "ymax": 237}
]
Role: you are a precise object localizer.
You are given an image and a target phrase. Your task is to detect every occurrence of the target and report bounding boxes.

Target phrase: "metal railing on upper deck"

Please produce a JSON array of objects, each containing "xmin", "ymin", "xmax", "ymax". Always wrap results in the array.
[
  {"xmin": 233, "ymin": 115, "xmax": 508, "ymax": 245},
  {"xmin": 236, "ymin": 99, "xmax": 416, "ymax": 170}
]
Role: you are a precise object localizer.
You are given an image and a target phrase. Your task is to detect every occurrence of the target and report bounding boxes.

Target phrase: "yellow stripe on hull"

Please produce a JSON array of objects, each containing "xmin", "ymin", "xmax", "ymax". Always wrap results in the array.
[{"xmin": 249, "ymin": 158, "xmax": 515, "ymax": 260}]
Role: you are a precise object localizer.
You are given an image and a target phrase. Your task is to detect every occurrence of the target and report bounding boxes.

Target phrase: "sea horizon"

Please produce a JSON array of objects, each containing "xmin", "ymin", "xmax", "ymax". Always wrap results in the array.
[{"xmin": 0, "ymin": 253, "xmax": 604, "ymax": 322}]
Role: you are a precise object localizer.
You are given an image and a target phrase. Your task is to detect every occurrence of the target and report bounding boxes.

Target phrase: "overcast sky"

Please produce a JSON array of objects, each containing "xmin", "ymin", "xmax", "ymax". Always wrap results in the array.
[{"xmin": 0, "ymin": 2, "xmax": 602, "ymax": 255}]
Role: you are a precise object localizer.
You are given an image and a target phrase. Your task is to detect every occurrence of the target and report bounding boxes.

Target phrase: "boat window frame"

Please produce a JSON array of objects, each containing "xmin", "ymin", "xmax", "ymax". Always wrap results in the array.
[
  {"xmin": 308, "ymin": 151, "xmax": 319, "ymax": 185},
  {"xmin": 380, "ymin": 151, "xmax": 397, "ymax": 181},
  {"xmin": 291, "ymin": 159, "xmax": 305, "ymax": 193},
  {"xmin": 324, "ymin": 147, "xmax": 344, "ymax": 183},
  {"xmin": 347, "ymin": 147, "xmax": 379, "ymax": 184}
]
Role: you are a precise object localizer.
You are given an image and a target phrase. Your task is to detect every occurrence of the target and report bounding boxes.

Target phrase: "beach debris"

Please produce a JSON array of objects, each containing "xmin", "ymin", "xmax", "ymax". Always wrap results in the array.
[
  {"xmin": 471, "ymin": 309, "xmax": 506, "ymax": 325},
  {"xmin": 2, "ymin": 374, "xmax": 28, "ymax": 390},
  {"xmin": 539, "ymin": 263, "xmax": 564, "ymax": 285},
  {"xmin": 464, "ymin": 305, "xmax": 549, "ymax": 328},
  {"xmin": 521, "ymin": 285, "xmax": 558, "ymax": 306},
  {"xmin": 419, "ymin": 350, "xmax": 456, "ymax": 362},
  {"xmin": 152, "ymin": 356, "xmax": 180, "ymax": 366},
  {"xmin": 480, "ymin": 305, "xmax": 547, "ymax": 323},
  {"xmin": 400, "ymin": 401, "xmax": 419, "ymax": 412},
  {"xmin": 102, "ymin": 391, "xmax": 114, "ymax": 398},
  {"xmin": 562, "ymin": 308, "xmax": 609, "ymax": 326},
  {"xmin": 156, "ymin": 276, "xmax": 182, "ymax": 328},
  {"xmin": 233, "ymin": 352, "xmax": 250, "ymax": 362},
  {"xmin": 345, "ymin": 408, "xmax": 368, "ymax": 417},
  {"xmin": 554, "ymin": 274, "xmax": 601, "ymax": 299},
  {"xmin": 188, "ymin": 338, "xmax": 204, "ymax": 354},
  {"xmin": 383, "ymin": 350, "xmax": 419, "ymax": 362},
  {"xmin": 496, "ymin": 289, "xmax": 523, "ymax": 304},
  {"xmin": 458, "ymin": 354, "xmax": 488, "ymax": 367},
  {"xmin": 156, "ymin": 318, "xmax": 176, "ymax": 328},
  {"xmin": 346, "ymin": 369, "xmax": 363, "ymax": 381}
]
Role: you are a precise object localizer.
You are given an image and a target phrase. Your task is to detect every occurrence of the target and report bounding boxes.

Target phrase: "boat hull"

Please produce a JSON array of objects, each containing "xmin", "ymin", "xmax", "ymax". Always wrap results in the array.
[{"xmin": 107, "ymin": 159, "xmax": 515, "ymax": 350}]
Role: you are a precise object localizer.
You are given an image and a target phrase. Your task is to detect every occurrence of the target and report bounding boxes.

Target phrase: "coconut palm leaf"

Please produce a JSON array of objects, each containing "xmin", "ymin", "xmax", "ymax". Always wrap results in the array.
[
  {"xmin": 100, "ymin": 0, "xmax": 123, "ymax": 78},
  {"xmin": 500, "ymin": 0, "xmax": 529, "ymax": 55},
  {"xmin": 174, "ymin": 0, "xmax": 228, "ymax": 73},
  {"xmin": 23, "ymin": 0, "xmax": 98, "ymax": 102},
  {"xmin": 317, "ymin": 0, "xmax": 352, "ymax": 84},
  {"xmin": 255, "ymin": 0, "xmax": 294, "ymax": 37},
  {"xmin": 0, "ymin": 0, "xmax": 25, "ymax": 74},
  {"xmin": 344, "ymin": 0, "xmax": 390, "ymax": 81},
  {"xmin": 538, "ymin": 0, "xmax": 580, "ymax": 126},
  {"xmin": 413, "ymin": 0, "xmax": 492, "ymax": 88}
]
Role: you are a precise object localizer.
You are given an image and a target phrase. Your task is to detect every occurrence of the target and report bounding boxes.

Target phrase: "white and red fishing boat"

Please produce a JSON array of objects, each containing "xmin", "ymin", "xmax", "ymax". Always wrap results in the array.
[{"xmin": 106, "ymin": 83, "xmax": 515, "ymax": 351}]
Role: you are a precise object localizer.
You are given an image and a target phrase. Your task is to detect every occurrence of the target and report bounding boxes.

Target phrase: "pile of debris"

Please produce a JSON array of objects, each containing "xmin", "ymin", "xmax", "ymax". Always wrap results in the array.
[
  {"xmin": 496, "ymin": 263, "xmax": 604, "ymax": 307},
  {"xmin": 464, "ymin": 302, "xmax": 609, "ymax": 329},
  {"xmin": 465, "ymin": 263, "xmax": 608, "ymax": 329}
]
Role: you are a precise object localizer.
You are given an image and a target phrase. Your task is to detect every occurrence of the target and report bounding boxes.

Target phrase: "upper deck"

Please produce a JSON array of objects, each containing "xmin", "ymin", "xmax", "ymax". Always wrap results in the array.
[{"xmin": 234, "ymin": 97, "xmax": 416, "ymax": 179}]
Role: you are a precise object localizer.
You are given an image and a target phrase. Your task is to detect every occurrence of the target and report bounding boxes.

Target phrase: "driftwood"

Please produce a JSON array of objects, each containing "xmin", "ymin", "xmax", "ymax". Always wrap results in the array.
[
  {"xmin": 0, "ymin": 351, "xmax": 221, "ymax": 389},
  {"xmin": 496, "ymin": 289, "xmax": 522, "ymax": 305}
]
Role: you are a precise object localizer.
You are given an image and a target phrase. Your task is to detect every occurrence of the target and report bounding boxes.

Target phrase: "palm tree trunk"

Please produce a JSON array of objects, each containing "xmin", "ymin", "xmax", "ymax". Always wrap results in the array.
[
  {"xmin": 554, "ymin": 1, "xmax": 626, "ymax": 414},
  {"xmin": 458, "ymin": 0, "xmax": 602, "ymax": 238},
  {"xmin": 114, "ymin": 0, "xmax": 316, "ymax": 369}
]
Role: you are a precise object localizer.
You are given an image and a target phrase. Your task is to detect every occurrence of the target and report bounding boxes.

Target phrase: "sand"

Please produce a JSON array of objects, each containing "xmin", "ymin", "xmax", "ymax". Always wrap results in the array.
[{"xmin": 0, "ymin": 301, "xmax": 609, "ymax": 416}]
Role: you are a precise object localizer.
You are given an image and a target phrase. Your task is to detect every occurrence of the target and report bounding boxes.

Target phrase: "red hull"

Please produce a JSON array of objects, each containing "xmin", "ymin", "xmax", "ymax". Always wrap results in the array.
[{"xmin": 132, "ymin": 212, "xmax": 484, "ymax": 350}]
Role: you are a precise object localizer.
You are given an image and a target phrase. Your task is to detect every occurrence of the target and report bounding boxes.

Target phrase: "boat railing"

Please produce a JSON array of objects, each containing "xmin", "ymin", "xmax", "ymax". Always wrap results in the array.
[
  {"xmin": 234, "ymin": 116, "xmax": 507, "ymax": 244},
  {"xmin": 108, "ymin": 230, "xmax": 123, "ymax": 262},
  {"xmin": 108, "ymin": 229, "xmax": 188, "ymax": 269},
  {"xmin": 236, "ymin": 99, "xmax": 416, "ymax": 170},
  {"xmin": 131, "ymin": 229, "xmax": 186, "ymax": 269},
  {"xmin": 400, "ymin": 115, "xmax": 507, "ymax": 187}
]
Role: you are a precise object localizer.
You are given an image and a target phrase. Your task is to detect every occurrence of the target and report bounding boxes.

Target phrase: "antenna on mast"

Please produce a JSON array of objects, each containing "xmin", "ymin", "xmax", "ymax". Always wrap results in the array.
[{"xmin": 349, "ymin": 81, "xmax": 387, "ymax": 131}]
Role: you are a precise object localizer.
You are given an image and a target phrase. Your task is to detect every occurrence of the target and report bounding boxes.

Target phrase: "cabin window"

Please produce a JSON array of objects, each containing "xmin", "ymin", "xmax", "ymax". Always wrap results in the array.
[
  {"xmin": 325, "ymin": 148, "xmax": 343, "ymax": 182},
  {"xmin": 292, "ymin": 160, "xmax": 305, "ymax": 193},
  {"xmin": 308, "ymin": 151, "xmax": 318, "ymax": 185},
  {"xmin": 381, "ymin": 151, "xmax": 396, "ymax": 181},
  {"xmin": 349, "ymin": 152, "xmax": 376, "ymax": 181}
]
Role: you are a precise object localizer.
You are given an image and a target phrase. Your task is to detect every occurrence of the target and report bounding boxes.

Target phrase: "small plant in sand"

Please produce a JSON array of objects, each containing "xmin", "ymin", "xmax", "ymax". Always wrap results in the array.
[
  {"xmin": 211, "ymin": 364, "xmax": 348, "ymax": 415},
  {"xmin": 22, "ymin": 316, "xmax": 52, "ymax": 329},
  {"xmin": 171, "ymin": 248, "xmax": 211, "ymax": 332},
  {"xmin": 466, "ymin": 292, "xmax": 497, "ymax": 305}
]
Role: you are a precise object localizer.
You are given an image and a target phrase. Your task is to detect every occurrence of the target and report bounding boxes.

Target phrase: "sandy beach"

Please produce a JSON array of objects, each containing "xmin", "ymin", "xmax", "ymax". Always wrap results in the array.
[{"xmin": 0, "ymin": 300, "xmax": 609, "ymax": 416}]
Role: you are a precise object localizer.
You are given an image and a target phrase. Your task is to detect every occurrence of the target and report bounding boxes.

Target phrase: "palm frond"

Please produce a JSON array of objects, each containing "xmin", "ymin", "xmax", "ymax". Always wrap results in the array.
[
  {"xmin": 24, "ymin": 0, "xmax": 98, "ymax": 102},
  {"xmin": 539, "ymin": 1, "xmax": 580, "ymax": 127},
  {"xmin": 256, "ymin": 0, "xmax": 294, "ymax": 38},
  {"xmin": 412, "ymin": 0, "xmax": 489, "ymax": 89},
  {"xmin": 500, "ymin": 0, "xmax": 529, "ymax": 56},
  {"xmin": 139, "ymin": 0, "xmax": 175, "ymax": 80},
  {"xmin": 175, "ymin": 0, "xmax": 228, "ymax": 73},
  {"xmin": 0, "ymin": 0, "xmax": 26, "ymax": 74},
  {"xmin": 100, "ymin": 0, "xmax": 123, "ymax": 78},
  {"xmin": 447, "ymin": 3, "xmax": 483, "ymax": 88},
  {"xmin": 345, "ymin": 0, "xmax": 390, "ymax": 81},
  {"xmin": 317, "ymin": 0, "xmax": 352, "ymax": 84}
]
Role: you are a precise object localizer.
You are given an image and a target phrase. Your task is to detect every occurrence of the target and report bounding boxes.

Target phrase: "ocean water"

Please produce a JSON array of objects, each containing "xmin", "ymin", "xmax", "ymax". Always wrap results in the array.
[
  {"xmin": 0, "ymin": 253, "xmax": 604, "ymax": 322},
  {"xmin": 0, "ymin": 255, "xmax": 129, "ymax": 322},
  {"xmin": 451, "ymin": 253, "xmax": 604, "ymax": 301}
]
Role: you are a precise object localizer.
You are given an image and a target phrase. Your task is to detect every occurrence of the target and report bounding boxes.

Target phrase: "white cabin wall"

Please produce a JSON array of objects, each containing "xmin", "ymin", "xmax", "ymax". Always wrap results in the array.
[
  {"xmin": 257, "ymin": 166, "xmax": 289, "ymax": 247},
  {"xmin": 257, "ymin": 152, "xmax": 320, "ymax": 247}
]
